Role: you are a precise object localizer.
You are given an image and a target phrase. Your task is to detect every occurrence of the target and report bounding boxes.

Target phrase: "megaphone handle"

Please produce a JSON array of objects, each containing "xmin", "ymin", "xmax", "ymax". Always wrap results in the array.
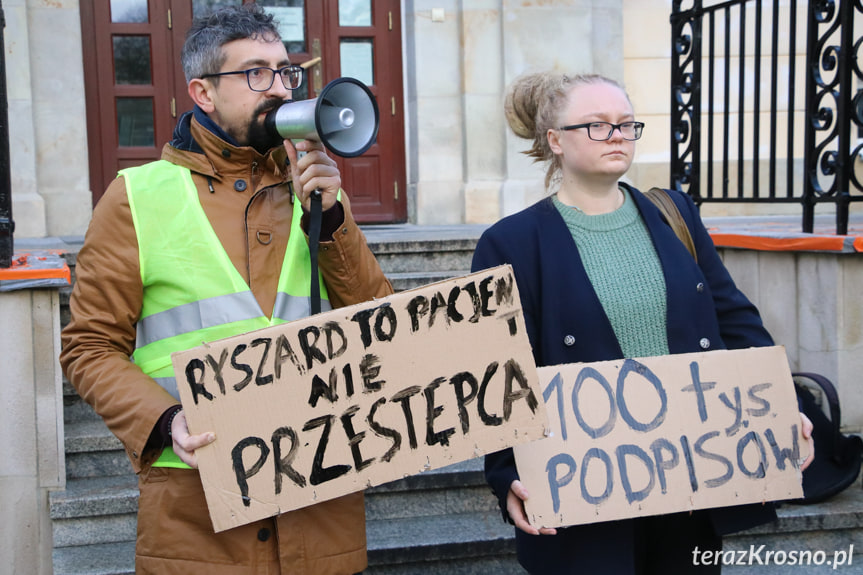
[{"xmin": 308, "ymin": 188, "xmax": 323, "ymax": 315}]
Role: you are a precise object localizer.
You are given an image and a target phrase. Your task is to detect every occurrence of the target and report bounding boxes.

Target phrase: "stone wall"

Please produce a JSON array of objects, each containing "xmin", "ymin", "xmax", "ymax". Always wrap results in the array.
[
  {"xmin": 4, "ymin": 0, "xmax": 91, "ymax": 238},
  {"xmin": 718, "ymin": 247, "xmax": 863, "ymax": 433},
  {"xmin": 0, "ymin": 287, "xmax": 65, "ymax": 574},
  {"xmin": 404, "ymin": 0, "xmax": 624, "ymax": 225}
]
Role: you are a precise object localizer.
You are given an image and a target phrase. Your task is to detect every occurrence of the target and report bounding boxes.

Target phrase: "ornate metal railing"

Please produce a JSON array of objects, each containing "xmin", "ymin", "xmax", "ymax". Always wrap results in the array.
[
  {"xmin": 671, "ymin": 0, "xmax": 862, "ymax": 234},
  {"xmin": 0, "ymin": 1, "xmax": 13, "ymax": 268}
]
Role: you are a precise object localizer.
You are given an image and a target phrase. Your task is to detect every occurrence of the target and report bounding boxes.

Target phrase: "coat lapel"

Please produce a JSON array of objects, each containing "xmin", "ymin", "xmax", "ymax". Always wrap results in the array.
[
  {"xmin": 627, "ymin": 184, "xmax": 704, "ymax": 352},
  {"xmin": 533, "ymin": 197, "xmax": 623, "ymax": 363}
]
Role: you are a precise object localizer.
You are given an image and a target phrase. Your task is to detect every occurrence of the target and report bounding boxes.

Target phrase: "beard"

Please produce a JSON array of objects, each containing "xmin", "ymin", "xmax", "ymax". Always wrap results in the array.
[{"xmin": 245, "ymin": 98, "xmax": 286, "ymax": 154}]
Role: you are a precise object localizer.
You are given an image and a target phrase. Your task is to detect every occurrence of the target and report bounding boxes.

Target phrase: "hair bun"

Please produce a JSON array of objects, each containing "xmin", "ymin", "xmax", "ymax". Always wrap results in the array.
[{"xmin": 504, "ymin": 77, "xmax": 541, "ymax": 139}]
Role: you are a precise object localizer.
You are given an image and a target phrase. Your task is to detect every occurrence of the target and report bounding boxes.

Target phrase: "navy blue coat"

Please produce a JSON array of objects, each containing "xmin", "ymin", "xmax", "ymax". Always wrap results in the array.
[{"xmin": 471, "ymin": 184, "xmax": 777, "ymax": 572}]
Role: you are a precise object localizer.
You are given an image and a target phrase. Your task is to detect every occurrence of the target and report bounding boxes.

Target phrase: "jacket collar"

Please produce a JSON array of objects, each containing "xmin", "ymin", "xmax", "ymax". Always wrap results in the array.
[
  {"xmin": 192, "ymin": 105, "xmax": 237, "ymax": 148},
  {"xmin": 161, "ymin": 107, "xmax": 289, "ymax": 185}
]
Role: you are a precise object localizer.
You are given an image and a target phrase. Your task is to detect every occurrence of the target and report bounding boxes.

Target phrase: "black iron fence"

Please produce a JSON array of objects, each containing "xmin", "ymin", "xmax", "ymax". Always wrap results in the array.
[
  {"xmin": 0, "ymin": 1, "xmax": 12, "ymax": 268},
  {"xmin": 670, "ymin": 0, "xmax": 862, "ymax": 234}
]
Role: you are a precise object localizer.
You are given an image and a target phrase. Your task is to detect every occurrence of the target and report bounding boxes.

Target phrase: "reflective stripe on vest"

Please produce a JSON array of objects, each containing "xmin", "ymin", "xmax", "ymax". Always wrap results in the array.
[
  {"xmin": 136, "ymin": 290, "xmax": 330, "ymax": 349},
  {"xmin": 124, "ymin": 160, "xmax": 330, "ymax": 466}
]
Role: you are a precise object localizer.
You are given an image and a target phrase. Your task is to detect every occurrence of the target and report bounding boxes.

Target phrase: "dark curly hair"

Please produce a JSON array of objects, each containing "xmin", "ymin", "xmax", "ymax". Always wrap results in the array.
[{"xmin": 181, "ymin": 4, "xmax": 281, "ymax": 83}]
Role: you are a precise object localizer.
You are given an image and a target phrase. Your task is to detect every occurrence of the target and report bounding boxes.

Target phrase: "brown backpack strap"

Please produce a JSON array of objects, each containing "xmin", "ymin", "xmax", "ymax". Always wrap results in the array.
[{"xmin": 644, "ymin": 187, "xmax": 697, "ymax": 263}]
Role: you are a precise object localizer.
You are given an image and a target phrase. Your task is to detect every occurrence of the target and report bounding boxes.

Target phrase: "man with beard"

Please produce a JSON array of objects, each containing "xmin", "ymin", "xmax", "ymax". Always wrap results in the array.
[{"xmin": 60, "ymin": 5, "xmax": 391, "ymax": 574}]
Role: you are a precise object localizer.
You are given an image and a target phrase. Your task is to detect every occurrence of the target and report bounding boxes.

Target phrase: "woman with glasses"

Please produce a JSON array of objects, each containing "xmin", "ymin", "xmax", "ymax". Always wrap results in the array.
[{"xmin": 472, "ymin": 72, "xmax": 813, "ymax": 574}]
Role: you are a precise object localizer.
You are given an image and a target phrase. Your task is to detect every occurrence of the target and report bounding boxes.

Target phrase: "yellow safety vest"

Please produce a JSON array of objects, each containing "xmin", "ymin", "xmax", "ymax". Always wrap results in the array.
[{"xmin": 123, "ymin": 160, "xmax": 330, "ymax": 467}]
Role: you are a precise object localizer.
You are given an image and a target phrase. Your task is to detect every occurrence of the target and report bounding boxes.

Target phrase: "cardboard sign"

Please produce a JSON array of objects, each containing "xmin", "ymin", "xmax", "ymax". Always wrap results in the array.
[
  {"xmin": 515, "ymin": 347, "xmax": 805, "ymax": 528},
  {"xmin": 171, "ymin": 265, "xmax": 547, "ymax": 532}
]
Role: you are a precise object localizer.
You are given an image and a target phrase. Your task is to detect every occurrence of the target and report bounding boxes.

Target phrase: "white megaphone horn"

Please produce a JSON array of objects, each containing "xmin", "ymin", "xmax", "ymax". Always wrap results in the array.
[{"xmin": 265, "ymin": 77, "xmax": 379, "ymax": 158}]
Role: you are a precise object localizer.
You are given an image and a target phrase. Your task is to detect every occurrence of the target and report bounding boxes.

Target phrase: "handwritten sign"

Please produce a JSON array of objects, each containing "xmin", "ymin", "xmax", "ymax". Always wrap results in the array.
[
  {"xmin": 171, "ymin": 265, "xmax": 547, "ymax": 532},
  {"xmin": 515, "ymin": 347, "xmax": 804, "ymax": 528}
]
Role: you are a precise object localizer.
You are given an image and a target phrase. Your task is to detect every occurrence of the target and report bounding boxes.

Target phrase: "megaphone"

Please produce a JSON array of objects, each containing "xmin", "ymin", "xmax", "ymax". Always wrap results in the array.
[{"xmin": 265, "ymin": 77, "xmax": 379, "ymax": 158}]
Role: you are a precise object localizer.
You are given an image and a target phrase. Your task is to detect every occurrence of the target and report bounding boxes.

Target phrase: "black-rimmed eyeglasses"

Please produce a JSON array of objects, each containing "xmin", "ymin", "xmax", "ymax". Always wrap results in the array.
[
  {"xmin": 200, "ymin": 65, "xmax": 304, "ymax": 92},
  {"xmin": 559, "ymin": 121, "xmax": 645, "ymax": 141}
]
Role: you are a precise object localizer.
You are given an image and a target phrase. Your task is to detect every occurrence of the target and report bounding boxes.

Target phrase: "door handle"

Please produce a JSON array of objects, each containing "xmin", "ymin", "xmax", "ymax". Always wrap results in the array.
[
  {"xmin": 310, "ymin": 39, "xmax": 323, "ymax": 93},
  {"xmin": 300, "ymin": 56, "xmax": 321, "ymax": 69}
]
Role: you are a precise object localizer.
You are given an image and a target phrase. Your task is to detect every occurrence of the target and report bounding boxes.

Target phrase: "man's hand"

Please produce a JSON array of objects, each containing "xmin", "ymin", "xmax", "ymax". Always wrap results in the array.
[
  {"xmin": 171, "ymin": 410, "xmax": 216, "ymax": 469},
  {"xmin": 506, "ymin": 479, "xmax": 557, "ymax": 536},
  {"xmin": 284, "ymin": 139, "xmax": 341, "ymax": 212}
]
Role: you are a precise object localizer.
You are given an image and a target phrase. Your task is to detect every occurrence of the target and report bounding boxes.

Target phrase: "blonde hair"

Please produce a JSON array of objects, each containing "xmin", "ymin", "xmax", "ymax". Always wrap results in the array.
[{"xmin": 504, "ymin": 72, "xmax": 630, "ymax": 189}]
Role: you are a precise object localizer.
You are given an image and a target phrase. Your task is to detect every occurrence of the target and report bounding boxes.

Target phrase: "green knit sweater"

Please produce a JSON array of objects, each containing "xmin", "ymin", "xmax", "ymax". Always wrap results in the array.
[{"xmin": 553, "ymin": 190, "xmax": 669, "ymax": 358}]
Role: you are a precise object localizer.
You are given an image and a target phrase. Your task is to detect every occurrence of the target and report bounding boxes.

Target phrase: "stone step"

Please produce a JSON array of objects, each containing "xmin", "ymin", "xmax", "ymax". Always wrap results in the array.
[
  {"xmin": 66, "ymin": 420, "xmax": 123, "ymax": 453},
  {"xmin": 367, "ymin": 459, "xmax": 496, "ymax": 521},
  {"xmin": 53, "ymin": 541, "xmax": 135, "ymax": 575},
  {"xmin": 63, "ymin": 373, "xmax": 105, "ymax": 427},
  {"xmin": 363, "ymin": 224, "xmax": 486, "ymax": 276},
  {"xmin": 374, "ymin": 247, "xmax": 474, "ymax": 276},
  {"xmin": 365, "ymin": 511, "xmax": 520, "ymax": 574},
  {"xmin": 50, "ymin": 459, "xmax": 488, "ymax": 532},
  {"xmin": 723, "ymin": 486, "xmax": 863, "ymax": 573},
  {"xmin": 51, "ymin": 476, "xmax": 138, "ymax": 549},
  {"xmin": 385, "ymin": 270, "xmax": 467, "ymax": 292},
  {"xmin": 64, "ymin": 420, "xmax": 133, "ymax": 479},
  {"xmin": 65, "ymin": 450, "xmax": 133, "ymax": 480},
  {"xmin": 51, "ymin": 508, "xmax": 518, "ymax": 575},
  {"xmin": 64, "ymin": 393, "xmax": 103, "ymax": 426}
]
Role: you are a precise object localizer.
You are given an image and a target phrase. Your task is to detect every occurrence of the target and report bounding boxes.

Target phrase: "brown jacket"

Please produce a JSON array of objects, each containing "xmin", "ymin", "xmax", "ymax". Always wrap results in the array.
[{"xmin": 60, "ymin": 114, "xmax": 393, "ymax": 574}]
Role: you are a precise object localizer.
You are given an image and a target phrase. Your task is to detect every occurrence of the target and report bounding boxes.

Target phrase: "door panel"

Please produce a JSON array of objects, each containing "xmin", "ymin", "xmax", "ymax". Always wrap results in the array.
[
  {"xmin": 83, "ymin": 0, "xmax": 177, "ymax": 204},
  {"xmin": 321, "ymin": 0, "xmax": 405, "ymax": 222},
  {"xmin": 343, "ymin": 156, "xmax": 381, "ymax": 204}
]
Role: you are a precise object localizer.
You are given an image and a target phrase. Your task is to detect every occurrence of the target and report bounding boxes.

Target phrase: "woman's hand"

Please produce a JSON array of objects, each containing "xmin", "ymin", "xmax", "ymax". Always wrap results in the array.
[
  {"xmin": 506, "ymin": 479, "xmax": 557, "ymax": 536},
  {"xmin": 798, "ymin": 411, "xmax": 815, "ymax": 471}
]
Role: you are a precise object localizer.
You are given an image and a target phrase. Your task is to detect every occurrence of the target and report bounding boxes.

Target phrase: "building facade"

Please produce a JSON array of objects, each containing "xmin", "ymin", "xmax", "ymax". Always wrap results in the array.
[{"xmin": 7, "ymin": 0, "xmax": 629, "ymax": 237}]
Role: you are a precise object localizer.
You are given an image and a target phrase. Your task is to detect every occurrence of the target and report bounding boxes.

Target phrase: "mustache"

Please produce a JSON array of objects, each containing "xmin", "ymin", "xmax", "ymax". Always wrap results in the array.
[{"xmin": 255, "ymin": 98, "xmax": 288, "ymax": 117}]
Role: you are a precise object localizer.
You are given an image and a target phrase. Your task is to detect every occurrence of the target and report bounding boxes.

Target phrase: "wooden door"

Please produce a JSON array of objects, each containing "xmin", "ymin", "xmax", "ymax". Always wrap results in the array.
[
  {"xmin": 319, "ymin": 0, "xmax": 406, "ymax": 222},
  {"xmin": 82, "ymin": 0, "xmax": 180, "ymax": 204}
]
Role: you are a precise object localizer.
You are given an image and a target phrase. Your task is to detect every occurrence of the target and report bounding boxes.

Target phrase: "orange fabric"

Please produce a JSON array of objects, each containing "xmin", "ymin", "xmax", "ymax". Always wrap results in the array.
[
  {"xmin": 0, "ymin": 251, "xmax": 71, "ymax": 283},
  {"xmin": 709, "ymin": 232, "xmax": 850, "ymax": 252}
]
